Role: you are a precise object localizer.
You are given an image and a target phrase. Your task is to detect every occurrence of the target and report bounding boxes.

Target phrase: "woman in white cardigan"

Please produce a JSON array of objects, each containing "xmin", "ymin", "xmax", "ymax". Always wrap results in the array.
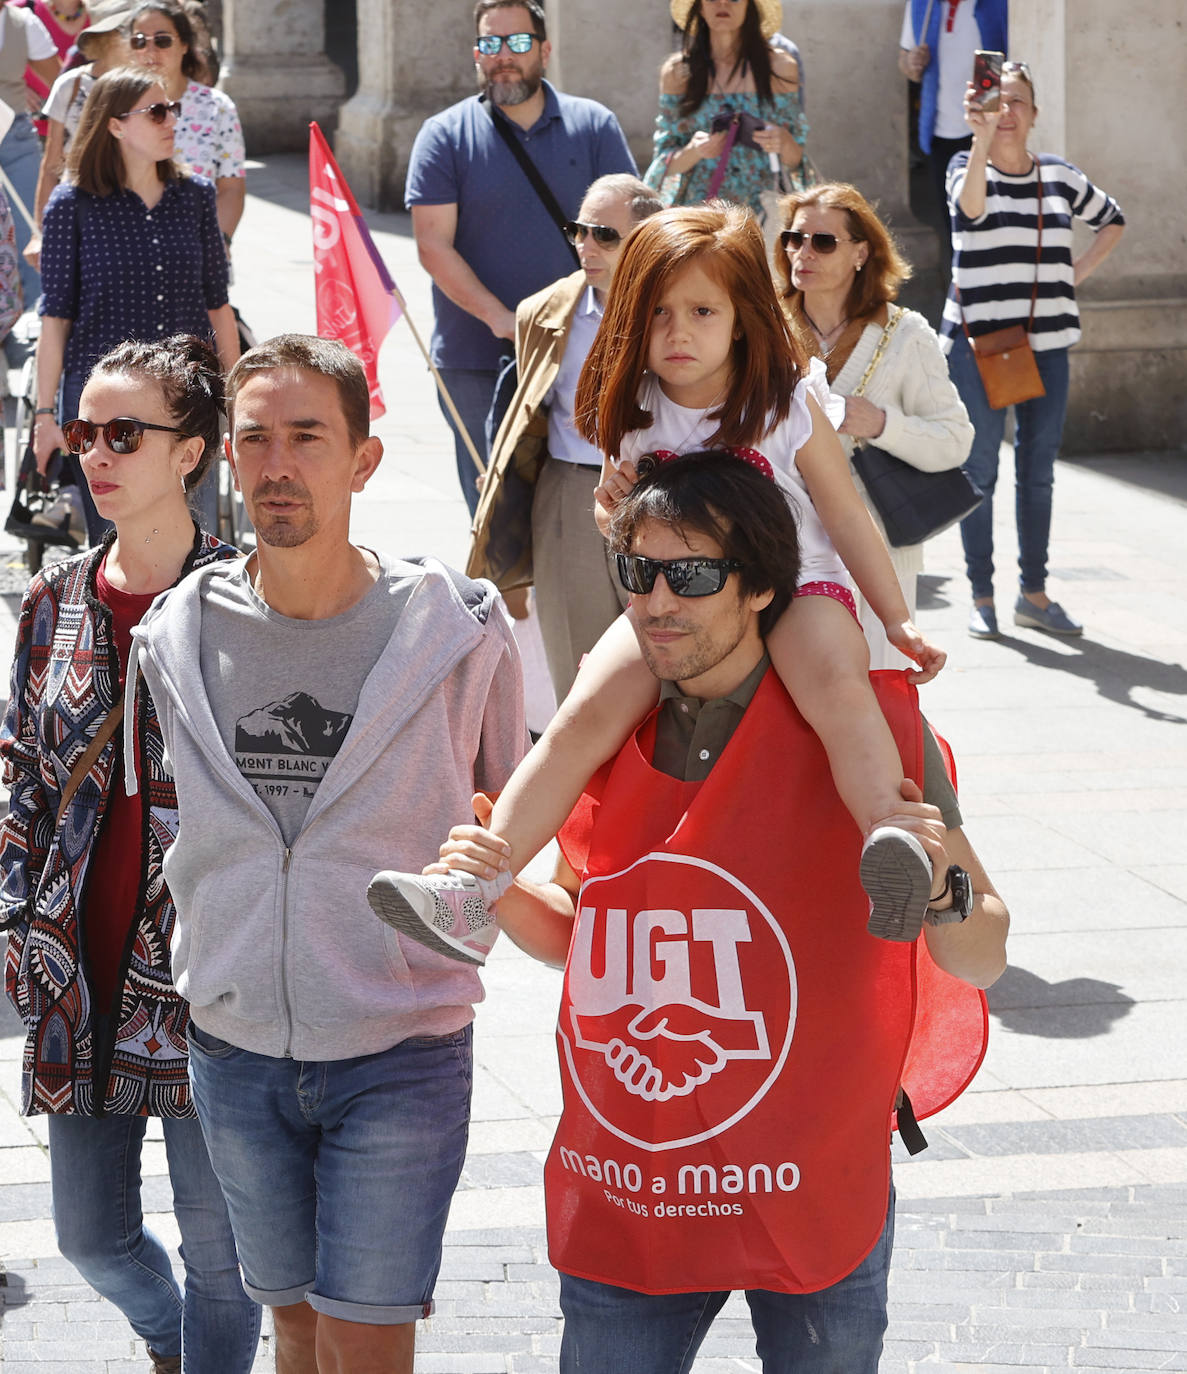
[{"xmin": 775, "ymin": 181, "xmax": 973, "ymax": 668}]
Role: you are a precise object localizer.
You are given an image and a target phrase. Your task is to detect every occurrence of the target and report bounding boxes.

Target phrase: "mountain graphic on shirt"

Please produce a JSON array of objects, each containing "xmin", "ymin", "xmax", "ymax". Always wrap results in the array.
[{"xmin": 235, "ymin": 692, "xmax": 353, "ymax": 755}]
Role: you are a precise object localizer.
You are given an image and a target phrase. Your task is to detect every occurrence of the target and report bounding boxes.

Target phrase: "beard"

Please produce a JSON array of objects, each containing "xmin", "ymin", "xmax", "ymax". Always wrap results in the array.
[
  {"xmin": 481, "ymin": 60, "xmax": 543, "ymax": 108},
  {"xmin": 249, "ymin": 480, "xmax": 318, "ymax": 548}
]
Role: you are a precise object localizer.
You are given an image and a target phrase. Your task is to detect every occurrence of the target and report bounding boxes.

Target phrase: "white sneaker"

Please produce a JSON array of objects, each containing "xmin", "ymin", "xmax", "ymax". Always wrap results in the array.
[
  {"xmin": 860, "ymin": 827, "xmax": 933, "ymax": 943},
  {"xmin": 367, "ymin": 869, "xmax": 502, "ymax": 966}
]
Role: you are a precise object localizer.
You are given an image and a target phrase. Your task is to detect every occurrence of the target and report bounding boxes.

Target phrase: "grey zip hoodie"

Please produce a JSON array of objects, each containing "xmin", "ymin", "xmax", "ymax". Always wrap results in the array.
[{"xmin": 128, "ymin": 555, "xmax": 527, "ymax": 1060}]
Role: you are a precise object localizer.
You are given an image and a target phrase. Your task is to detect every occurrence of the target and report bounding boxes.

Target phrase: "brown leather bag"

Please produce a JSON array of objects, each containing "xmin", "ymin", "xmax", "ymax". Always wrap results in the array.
[
  {"xmin": 969, "ymin": 324, "xmax": 1045, "ymax": 409},
  {"xmin": 961, "ymin": 161, "xmax": 1048, "ymax": 410}
]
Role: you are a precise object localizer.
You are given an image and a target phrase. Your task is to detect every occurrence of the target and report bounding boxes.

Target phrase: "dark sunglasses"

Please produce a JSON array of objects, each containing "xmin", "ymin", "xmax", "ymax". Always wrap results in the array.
[
  {"xmin": 780, "ymin": 230, "xmax": 860, "ymax": 255},
  {"xmin": 476, "ymin": 32, "xmax": 536, "ymax": 55},
  {"xmin": 130, "ymin": 30, "xmax": 176, "ymax": 49},
  {"xmin": 63, "ymin": 417, "xmax": 192, "ymax": 455},
  {"xmin": 616, "ymin": 553, "xmax": 744, "ymax": 598},
  {"xmin": 116, "ymin": 99, "xmax": 182, "ymax": 125},
  {"xmin": 563, "ymin": 220, "xmax": 622, "ymax": 247}
]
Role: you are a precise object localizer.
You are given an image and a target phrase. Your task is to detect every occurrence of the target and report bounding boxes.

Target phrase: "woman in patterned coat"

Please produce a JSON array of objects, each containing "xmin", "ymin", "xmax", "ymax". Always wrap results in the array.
[{"xmin": 0, "ymin": 336, "xmax": 259, "ymax": 1374}]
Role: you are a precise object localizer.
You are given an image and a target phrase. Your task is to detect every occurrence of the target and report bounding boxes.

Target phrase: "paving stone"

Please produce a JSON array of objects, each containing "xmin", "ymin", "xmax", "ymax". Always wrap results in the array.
[{"xmin": 946, "ymin": 1115, "xmax": 1187, "ymax": 1158}]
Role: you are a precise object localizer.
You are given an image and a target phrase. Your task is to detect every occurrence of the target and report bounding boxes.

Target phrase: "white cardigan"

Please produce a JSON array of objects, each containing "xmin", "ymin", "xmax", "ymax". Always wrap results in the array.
[{"xmin": 830, "ymin": 307, "xmax": 973, "ymax": 668}]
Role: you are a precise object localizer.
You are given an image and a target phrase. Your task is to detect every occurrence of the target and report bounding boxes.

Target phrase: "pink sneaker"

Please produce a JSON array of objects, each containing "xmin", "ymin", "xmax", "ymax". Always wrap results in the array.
[{"xmin": 367, "ymin": 869, "xmax": 503, "ymax": 966}]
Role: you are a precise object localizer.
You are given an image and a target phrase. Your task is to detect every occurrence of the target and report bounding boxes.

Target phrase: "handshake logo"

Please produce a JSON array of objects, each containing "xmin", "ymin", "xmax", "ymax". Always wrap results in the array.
[{"xmin": 562, "ymin": 853, "xmax": 797, "ymax": 1151}]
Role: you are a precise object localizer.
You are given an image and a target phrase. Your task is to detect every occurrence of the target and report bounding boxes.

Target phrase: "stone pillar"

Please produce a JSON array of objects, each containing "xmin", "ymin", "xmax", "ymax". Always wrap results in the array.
[
  {"xmin": 219, "ymin": 0, "xmax": 345, "ymax": 153},
  {"xmin": 1011, "ymin": 0, "xmax": 1186, "ymax": 453},
  {"xmin": 336, "ymin": 0, "xmax": 476, "ymax": 210}
]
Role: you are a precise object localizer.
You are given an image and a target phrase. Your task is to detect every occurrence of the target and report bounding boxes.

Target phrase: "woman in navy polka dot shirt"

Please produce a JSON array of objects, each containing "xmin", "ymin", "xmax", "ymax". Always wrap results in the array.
[{"xmin": 33, "ymin": 66, "xmax": 239, "ymax": 541}]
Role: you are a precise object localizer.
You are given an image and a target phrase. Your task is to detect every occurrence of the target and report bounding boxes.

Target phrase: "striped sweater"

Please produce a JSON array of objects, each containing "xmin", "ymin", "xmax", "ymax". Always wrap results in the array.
[{"xmin": 940, "ymin": 151, "xmax": 1124, "ymax": 353}]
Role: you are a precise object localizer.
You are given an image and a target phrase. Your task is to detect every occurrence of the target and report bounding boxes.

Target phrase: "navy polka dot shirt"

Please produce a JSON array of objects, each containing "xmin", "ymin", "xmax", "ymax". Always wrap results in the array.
[{"xmin": 39, "ymin": 175, "xmax": 229, "ymax": 379}]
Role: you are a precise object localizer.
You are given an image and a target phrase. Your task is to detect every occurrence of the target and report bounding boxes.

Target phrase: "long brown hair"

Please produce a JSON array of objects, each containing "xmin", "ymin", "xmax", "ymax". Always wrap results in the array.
[
  {"xmin": 575, "ymin": 204, "xmax": 805, "ymax": 459},
  {"xmin": 677, "ymin": 1, "xmax": 775, "ymax": 115},
  {"xmin": 68, "ymin": 67, "xmax": 180, "ymax": 196},
  {"xmin": 773, "ymin": 182, "xmax": 911, "ymax": 322}
]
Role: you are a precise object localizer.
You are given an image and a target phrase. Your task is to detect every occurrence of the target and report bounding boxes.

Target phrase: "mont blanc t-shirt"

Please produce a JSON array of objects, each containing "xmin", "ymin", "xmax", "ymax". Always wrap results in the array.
[{"xmin": 199, "ymin": 553, "xmax": 411, "ymax": 844}]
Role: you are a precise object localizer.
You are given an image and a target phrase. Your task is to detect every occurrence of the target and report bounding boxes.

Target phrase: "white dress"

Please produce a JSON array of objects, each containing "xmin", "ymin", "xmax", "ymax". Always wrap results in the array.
[{"xmin": 619, "ymin": 358, "xmax": 850, "ymax": 590}]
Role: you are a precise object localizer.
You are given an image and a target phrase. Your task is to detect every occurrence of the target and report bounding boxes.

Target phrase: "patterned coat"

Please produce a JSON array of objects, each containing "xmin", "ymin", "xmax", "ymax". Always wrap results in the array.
[{"xmin": 0, "ymin": 530, "xmax": 237, "ymax": 1117}]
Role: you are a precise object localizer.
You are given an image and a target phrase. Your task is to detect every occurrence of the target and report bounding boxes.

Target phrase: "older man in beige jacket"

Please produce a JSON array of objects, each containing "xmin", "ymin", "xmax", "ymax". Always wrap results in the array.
[{"xmin": 469, "ymin": 174, "xmax": 661, "ymax": 701}]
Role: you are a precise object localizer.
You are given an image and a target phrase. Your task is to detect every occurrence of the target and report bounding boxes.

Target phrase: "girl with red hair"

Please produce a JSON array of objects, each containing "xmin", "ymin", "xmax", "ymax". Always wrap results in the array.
[{"xmin": 370, "ymin": 206, "xmax": 948, "ymax": 956}]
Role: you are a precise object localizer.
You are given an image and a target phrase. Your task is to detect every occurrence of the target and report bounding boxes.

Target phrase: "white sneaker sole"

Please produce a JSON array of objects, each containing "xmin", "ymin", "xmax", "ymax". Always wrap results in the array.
[
  {"xmin": 861, "ymin": 828, "xmax": 933, "ymax": 943},
  {"xmin": 366, "ymin": 874, "xmax": 487, "ymax": 966}
]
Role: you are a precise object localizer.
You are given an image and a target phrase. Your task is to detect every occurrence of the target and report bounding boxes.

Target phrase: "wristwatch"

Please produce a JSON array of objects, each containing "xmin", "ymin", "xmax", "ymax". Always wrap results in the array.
[{"xmin": 924, "ymin": 864, "xmax": 973, "ymax": 925}]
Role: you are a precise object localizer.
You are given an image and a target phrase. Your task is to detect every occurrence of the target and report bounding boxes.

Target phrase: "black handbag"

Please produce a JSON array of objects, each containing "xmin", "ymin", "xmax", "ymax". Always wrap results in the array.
[
  {"xmin": 848, "ymin": 307, "xmax": 982, "ymax": 548},
  {"xmin": 851, "ymin": 443, "xmax": 982, "ymax": 548}
]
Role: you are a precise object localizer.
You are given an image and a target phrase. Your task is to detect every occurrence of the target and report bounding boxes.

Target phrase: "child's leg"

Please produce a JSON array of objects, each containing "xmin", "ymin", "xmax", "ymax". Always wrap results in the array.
[
  {"xmin": 766, "ymin": 593, "xmax": 934, "ymax": 943},
  {"xmin": 766, "ymin": 596, "xmax": 903, "ymax": 834},
  {"xmin": 487, "ymin": 613, "xmax": 659, "ymax": 876},
  {"xmin": 367, "ymin": 614, "xmax": 660, "ymax": 965}
]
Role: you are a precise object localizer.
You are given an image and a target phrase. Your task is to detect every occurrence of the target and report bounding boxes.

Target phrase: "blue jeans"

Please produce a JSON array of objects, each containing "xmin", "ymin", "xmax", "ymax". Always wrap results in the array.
[
  {"xmin": 0, "ymin": 115, "xmax": 42, "ymax": 307},
  {"xmin": 558, "ymin": 1189, "xmax": 895, "ymax": 1374},
  {"xmin": 187, "ymin": 1023, "xmax": 473, "ymax": 1324},
  {"xmin": 435, "ymin": 362, "xmax": 509, "ymax": 516},
  {"xmin": 946, "ymin": 329, "xmax": 1071, "ymax": 602},
  {"xmin": 47, "ymin": 1113, "xmax": 261, "ymax": 1370}
]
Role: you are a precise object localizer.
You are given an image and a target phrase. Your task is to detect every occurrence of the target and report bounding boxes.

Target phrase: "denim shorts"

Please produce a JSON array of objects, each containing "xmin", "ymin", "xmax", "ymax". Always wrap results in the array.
[{"xmin": 187, "ymin": 1022, "xmax": 473, "ymax": 1324}]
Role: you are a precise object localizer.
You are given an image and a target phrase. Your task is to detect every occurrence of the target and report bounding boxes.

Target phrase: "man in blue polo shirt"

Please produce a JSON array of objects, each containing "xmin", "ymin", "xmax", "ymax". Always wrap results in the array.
[{"xmin": 405, "ymin": 0, "xmax": 636, "ymax": 514}]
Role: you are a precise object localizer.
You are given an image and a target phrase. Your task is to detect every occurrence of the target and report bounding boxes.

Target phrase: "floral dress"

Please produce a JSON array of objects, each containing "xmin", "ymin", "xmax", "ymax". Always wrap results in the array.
[
  {"xmin": 175, "ymin": 80, "xmax": 246, "ymax": 183},
  {"xmin": 644, "ymin": 90, "xmax": 809, "ymax": 217}
]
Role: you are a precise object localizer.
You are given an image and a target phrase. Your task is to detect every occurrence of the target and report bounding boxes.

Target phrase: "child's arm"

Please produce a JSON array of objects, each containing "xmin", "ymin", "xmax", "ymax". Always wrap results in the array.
[
  {"xmin": 593, "ymin": 456, "xmax": 641, "ymax": 536},
  {"xmin": 484, "ymin": 613, "xmax": 659, "ymax": 877},
  {"xmin": 794, "ymin": 393, "xmax": 946, "ymax": 683}
]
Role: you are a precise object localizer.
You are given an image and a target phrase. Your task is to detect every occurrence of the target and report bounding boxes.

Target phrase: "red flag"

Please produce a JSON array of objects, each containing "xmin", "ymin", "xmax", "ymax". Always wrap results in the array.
[{"xmin": 309, "ymin": 122, "xmax": 401, "ymax": 420}]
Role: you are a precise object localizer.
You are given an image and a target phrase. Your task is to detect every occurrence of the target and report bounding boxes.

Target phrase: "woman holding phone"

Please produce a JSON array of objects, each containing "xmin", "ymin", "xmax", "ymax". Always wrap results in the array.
[
  {"xmin": 940, "ymin": 61, "xmax": 1124, "ymax": 639},
  {"xmin": 644, "ymin": 0, "xmax": 808, "ymax": 217}
]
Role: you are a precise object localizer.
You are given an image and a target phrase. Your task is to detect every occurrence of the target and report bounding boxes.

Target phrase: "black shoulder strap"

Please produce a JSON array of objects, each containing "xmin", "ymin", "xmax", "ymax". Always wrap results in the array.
[
  {"xmin": 896, "ymin": 1087, "xmax": 929, "ymax": 1156},
  {"xmin": 483, "ymin": 96, "xmax": 579, "ymax": 268}
]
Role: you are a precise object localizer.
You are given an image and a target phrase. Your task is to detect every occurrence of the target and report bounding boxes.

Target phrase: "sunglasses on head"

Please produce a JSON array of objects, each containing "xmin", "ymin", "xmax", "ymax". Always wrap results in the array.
[
  {"xmin": 130, "ymin": 30, "xmax": 176, "ymax": 49},
  {"xmin": 116, "ymin": 99, "xmax": 182, "ymax": 125},
  {"xmin": 62, "ymin": 417, "xmax": 192, "ymax": 455},
  {"xmin": 563, "ymin": 220, "xmax": 622, "ymax": 247},
  {"xmin": 780, "ymin": 229, "xmax": 859, "ymax": 255},
  {"xmin": 616, "ymin": 553, "xmax": 744, "ymax": 598},
  {"xmin": 476, "ymin": 32, "xmax": 536, "ymax": 55}
]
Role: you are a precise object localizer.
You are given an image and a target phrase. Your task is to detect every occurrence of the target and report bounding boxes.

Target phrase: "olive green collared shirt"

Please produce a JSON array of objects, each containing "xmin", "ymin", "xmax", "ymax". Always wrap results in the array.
[{"xmin": 651, "ymin": 654, "xmax": 962, "ymax": 827}]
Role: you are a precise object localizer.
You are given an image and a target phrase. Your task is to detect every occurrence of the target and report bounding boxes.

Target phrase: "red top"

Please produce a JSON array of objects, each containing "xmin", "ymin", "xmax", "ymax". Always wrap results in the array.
[{"xmin": 85, "ymin": 557, "xmax": 155, "ymax": 1016}]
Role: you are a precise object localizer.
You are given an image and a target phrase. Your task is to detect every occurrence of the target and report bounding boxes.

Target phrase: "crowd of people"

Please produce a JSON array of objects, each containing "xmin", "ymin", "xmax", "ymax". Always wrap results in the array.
[{"xmin": 0, "ymin": 0, "xmax": 1130, "ymax": 1370}]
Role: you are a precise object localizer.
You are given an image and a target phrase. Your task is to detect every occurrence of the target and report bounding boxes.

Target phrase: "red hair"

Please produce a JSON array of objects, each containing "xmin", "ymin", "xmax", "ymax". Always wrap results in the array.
[{"xmin": 575, "ymin": 204, "xmax": 806, "ymax": 459}]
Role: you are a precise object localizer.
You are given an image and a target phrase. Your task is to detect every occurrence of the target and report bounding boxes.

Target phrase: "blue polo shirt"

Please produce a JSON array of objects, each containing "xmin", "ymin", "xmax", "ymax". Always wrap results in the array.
[{"xmin": 405, "ymin": 81, "xmax": 636, "ymax": 371}]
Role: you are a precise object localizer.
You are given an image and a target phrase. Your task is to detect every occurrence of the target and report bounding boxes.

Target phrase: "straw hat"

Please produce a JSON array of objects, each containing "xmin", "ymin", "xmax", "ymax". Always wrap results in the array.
[{"xmin": 669, "ymin": 0, "xmax": 784, "ymax": 40}]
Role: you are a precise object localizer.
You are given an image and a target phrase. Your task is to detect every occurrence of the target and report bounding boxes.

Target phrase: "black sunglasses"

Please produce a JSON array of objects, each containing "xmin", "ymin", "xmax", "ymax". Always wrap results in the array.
[
  {"xmin": 116, "ymin": 99, "xmax": 182, "ymax": 125},
  {"xmin": 563, "ymin": 220, "xmax": 622, "ymax": 248},
  {"xmin": 780, "ymin": 230, "xmax": 860, "ymax": 255},
  {"xmin": 476, "ymin": 32, "xmax": 536, "ymax": 55},
  {"xmin": 63, "ymin": 417, "xmax": 192, "ymax": 455},
  {"xmin": 130, "ymin": 30, "xmax": 176, "ymax": 49},
  {"xmin": 616, "ymin": 553, "xmax": 744, "ymax": 598}
]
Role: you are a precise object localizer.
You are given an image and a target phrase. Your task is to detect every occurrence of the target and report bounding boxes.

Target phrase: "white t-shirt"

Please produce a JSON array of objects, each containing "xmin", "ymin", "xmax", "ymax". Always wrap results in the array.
[
  {"xmin": 41, "ymin": 64, "xmax": 92, "ymax": 147},
  {"xmin": 617, "ymin": 357, "xmax": 849, "ymax": 589},
  {"xmin": 900, "ymin": 0, "xmax": 982, "ymax": 142}
]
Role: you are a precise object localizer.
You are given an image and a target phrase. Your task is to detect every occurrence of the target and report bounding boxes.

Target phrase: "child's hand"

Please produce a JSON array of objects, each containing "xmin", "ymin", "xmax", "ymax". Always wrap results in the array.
[
  {"xmin": 887, "ymin": 620, "xmax": 947, "ymax": 684},
  {"xmin": 594, "ymin": 459, "xmax": 640, "ymax": 514},
  {"xmin": 422, "ymin": 792, "xmax": 512, "ymax": 882}
]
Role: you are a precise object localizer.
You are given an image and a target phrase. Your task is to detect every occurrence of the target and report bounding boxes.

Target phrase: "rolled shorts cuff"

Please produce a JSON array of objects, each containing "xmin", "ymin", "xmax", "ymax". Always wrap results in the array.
[
  {"xmin": 307, "ymin": 1292, "xmax": 435, "ymax": 1325},
  {"xmin": 243, "ymin": 1278, "xmax": 314, "ymax": 1308}
]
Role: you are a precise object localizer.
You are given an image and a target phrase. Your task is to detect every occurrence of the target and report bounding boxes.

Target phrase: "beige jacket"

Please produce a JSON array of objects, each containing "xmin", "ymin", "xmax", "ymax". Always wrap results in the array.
[{"xmin": 466, "ymin": 270, "xmax": 586, "ymax": 589}]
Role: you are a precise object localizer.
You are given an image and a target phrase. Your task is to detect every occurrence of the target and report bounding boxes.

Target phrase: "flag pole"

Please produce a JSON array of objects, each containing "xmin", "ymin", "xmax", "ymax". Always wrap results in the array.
[{"xmin": 390, "ymin": 282, "xmax": 487, "ymax": 480}]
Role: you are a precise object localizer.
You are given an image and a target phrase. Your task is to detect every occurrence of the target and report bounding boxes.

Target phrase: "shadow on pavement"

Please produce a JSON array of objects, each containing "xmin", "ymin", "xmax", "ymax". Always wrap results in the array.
[
  {"xmin": 989, "ymin": 630, "xmax": 1187, "ymax": 724},
  {"xmin": 987, "ymin": 965, "xmax": 1136, "ymax": 1038},
  {"xmin": 1065, "ymin": 452, "xmax": 1187, "ymax": 505},
  {"xmin": 0, "ymin": 1268, "xmax": 31, "ymax": 1320}
]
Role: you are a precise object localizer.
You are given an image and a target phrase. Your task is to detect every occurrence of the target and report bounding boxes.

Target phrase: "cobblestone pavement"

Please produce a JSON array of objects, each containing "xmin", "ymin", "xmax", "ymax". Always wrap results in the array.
[{"xmin": 1, "ymin": 155, "xmax": 1184, "ymax": 1370}]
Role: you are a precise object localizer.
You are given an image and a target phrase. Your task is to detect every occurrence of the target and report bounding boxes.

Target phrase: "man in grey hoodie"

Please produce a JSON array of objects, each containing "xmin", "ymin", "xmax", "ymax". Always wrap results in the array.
[{"xmin": 131, "ymin": 335, "xmax": 527, "ymax": 1374}]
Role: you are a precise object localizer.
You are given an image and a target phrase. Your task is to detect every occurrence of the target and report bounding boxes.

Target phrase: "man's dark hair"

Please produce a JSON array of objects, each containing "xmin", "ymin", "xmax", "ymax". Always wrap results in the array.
[
  {"xmin": 226, "ymin": 334, "xmax": 371, "ymax": 451},
  {"xmin": 474, "ymin": 0, "xmax": 546, "ymax": 41},
  {"xmin": 607, "ymin": 452, "xmax": 801, "ymax": 637}
]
